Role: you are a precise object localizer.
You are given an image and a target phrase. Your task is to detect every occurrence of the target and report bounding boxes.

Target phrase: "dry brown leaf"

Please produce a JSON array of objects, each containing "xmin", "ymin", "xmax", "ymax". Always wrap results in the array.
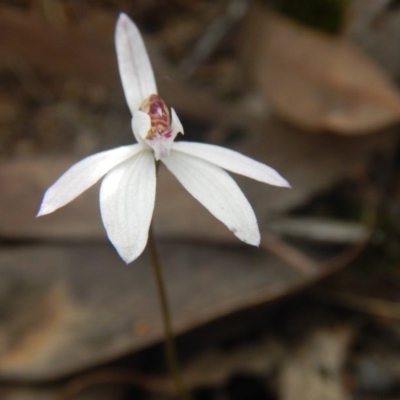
[
  {"xmin": 346, "ymin": 0, "xmax": 400, "ymax": 80},
  {"xmin": 0, "ymin": 242, "xmax": 304, "ymax": 381},
  {"xmin": 239, "ymin": 5, "xmax": 400, "ymax": 135}
]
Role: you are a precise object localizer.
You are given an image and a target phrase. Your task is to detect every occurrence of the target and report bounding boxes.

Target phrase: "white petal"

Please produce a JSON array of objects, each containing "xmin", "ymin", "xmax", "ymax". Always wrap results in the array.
[
  {"xmin": 37, "ymin": 145, "xmax": 144, "ymax": 216},
  {"xmin": 170, "ymin": 107, "xmax": 184, "ymax": 139},
  {"xmin": 132, "ymin": 110, "xmax": 151, "ymax": 141},
  {"xmin": 131, "ymin": 111, "xmax": 171, "ymax": 160},
  {"xmin": 148, "ymin": 136, "xmax": 171, "ymax": 161},
  {"xmin": 172, "ymin": 142, "xmax": 290, "ymax": 187},
  {"xmin": 162, "ymin": 151, "xmax": 260, "ymax": 246},
  {"xmin": 115, "ymin": 13, "xmax": 158, "ymax": 115},
  {"xmin": 100, "ymin": 150, "xmax": 156, "ymax": 264}
]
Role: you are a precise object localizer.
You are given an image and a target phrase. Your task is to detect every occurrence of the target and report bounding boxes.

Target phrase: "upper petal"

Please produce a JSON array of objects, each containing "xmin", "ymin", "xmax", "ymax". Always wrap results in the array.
[
  {"xmin": 115, "ymin": 13, "xmax": 158, "ymax": 115},
  {"xmin": 37, "ymin": 144, "xmax": 144, "ymax": 216},
  {"xmin": 100, "ymin": 150, "xmax": 156, "ymax": 264},
  {"xmin": 162, "ymin": 150, "xmax": 260, "ymax": 246},
  {"xmin": 171, "ymin": 142, "xmax": 290, "ymax": 187}
]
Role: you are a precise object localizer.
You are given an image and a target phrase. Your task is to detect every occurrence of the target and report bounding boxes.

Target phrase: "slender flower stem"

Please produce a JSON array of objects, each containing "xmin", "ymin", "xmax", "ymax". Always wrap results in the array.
[{"xmin": 147, "ymin": 227, "xmax": 192, "ymax": 400}]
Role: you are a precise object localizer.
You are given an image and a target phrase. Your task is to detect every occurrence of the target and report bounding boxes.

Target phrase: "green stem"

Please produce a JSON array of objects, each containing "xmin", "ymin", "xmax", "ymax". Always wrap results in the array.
[{"xmin": 147, "ymin": 227, "xmax": 192, "ymax": 400}]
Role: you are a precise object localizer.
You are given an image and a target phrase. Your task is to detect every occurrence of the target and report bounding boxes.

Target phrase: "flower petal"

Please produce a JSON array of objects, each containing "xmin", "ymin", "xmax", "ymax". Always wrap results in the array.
[
  {"xmin": 132, "ymin": 111, "xmax": 171, "ymax": 160},
  {"xmin": 170, "ymin": 107, "xmax": 184, "ymax": 139},
  {"xmin": 100, "ymin": 150, "xmax": 156, "ymax": 264},
  {"xmin": 115, "ymin": 13, "xmax": 158, "ymax": 115},
  {"xmin": 37, "ymin": 145, "xmax": 143, "ymax": 216},
  {"xmin": 172, "ymin": 142, "xmax": 290, "ymax": 187},
  {"xmin": 132, "ymin": 110, "xmax": 151, "ymax": 142},
  {"xmin": 162, "ymin": 150, "xmax": 260, "ymax": 246}
]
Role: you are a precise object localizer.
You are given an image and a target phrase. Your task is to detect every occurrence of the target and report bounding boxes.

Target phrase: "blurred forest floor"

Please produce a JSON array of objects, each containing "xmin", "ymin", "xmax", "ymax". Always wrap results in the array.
[{"xmin": 2, "ymin": 0, "xmax": 400, "ymax": 399}]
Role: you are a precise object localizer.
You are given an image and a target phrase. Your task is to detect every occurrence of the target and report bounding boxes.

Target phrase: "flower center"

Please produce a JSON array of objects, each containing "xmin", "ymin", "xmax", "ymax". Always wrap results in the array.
[{"xmin": 139, "ymin": 94, "xmax": 172, "ymax": 139}]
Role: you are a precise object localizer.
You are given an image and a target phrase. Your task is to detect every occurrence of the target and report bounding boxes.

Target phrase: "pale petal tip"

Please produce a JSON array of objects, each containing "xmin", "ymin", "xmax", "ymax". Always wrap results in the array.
[
  {"xmin": 103, "ymin": 225, "xmax": 148, "ymax": 264},
  {"xmin": 121, "ymin": 254, "xmax": 136, "ymax": 265},
  {"xmin": 117, "ymin": 13, "xmax": 130, "ymax": 26},
  {"xmin": 232, "ymin": 226, "xmax": 261, "ymax": 247},
  {"xmin": 268, "ymin": 170, "xmax": 291, "ymax": 188},
  {"xmin": 115, "ymin": 14, "xmax": 139, "ymax": 47},
  {"xmin": 114, "ymin": 244, "xmax": 146, "ymax": 265},
  {"xmin": 245, "ymin": 233, "xmax": 261, "ymax": 247},
  {"xmin": 278, "ymin": 177, "xmax": 291, "ymax": 188},
  {"xmin": 36, "ymin": 202, "xmax": 54, "ymax": 217},
  {"xmin": 113, "ymin": 247, "xmax": 135, "ymax": 264}
]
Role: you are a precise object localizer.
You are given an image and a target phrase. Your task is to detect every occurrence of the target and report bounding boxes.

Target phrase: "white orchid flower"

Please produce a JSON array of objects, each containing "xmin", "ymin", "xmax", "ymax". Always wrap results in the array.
[{"xmin": 37, "ymin": 13, "xmax": 290, "ymax": 264}]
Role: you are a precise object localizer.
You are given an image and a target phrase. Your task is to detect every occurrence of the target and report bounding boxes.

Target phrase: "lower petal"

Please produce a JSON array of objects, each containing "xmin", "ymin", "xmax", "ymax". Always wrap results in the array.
[
  {"xmin": 172, "ymin": 141, "xmax": 290, "ymax": 187},
  {"xmin": 100, "ymin": 150, "xmax": 156, "ymax": 264},
  {"xmin": 38, "ymin": 144, "xmax": 144, "ymax": 216},
  {"xmin": 162, "ymin": 151, "xmax": 260, "ymax": 246}
]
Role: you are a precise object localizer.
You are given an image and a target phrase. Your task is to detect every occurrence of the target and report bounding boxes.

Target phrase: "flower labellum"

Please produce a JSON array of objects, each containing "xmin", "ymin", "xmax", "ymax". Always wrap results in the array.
[{"xmin": 37, "ymin": 13, "xmax": 290, "ymax": 264}]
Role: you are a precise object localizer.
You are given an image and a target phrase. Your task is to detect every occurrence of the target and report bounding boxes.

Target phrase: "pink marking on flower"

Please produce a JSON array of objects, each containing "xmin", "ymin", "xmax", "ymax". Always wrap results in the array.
[{"xmin": 140, "ymin": 94, "xmax": 172, "ymax": 139}]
